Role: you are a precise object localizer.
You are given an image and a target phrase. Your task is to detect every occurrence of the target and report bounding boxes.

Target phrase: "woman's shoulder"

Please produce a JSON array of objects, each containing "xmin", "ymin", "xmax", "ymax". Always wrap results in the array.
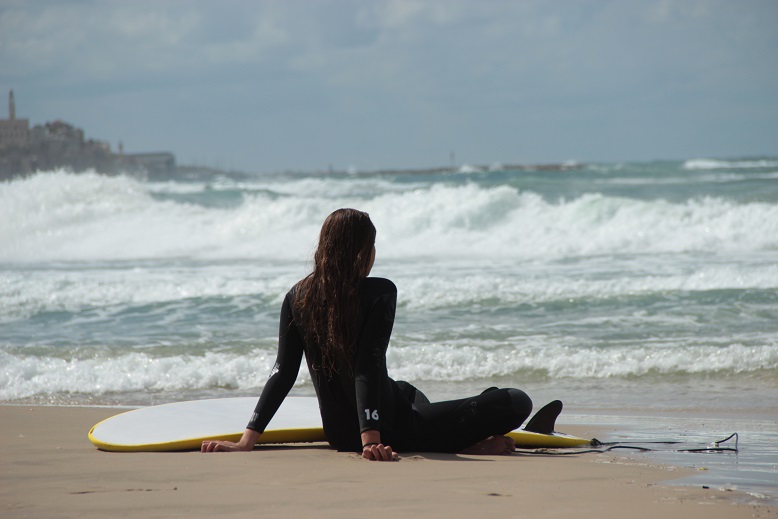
[
  {"xmin": 286, "ymin": 278, "xmax": 308, "ymax": 303},
  {"xmin": 361, "ymin": 277, "xmax": 397, "ymax": 294}
]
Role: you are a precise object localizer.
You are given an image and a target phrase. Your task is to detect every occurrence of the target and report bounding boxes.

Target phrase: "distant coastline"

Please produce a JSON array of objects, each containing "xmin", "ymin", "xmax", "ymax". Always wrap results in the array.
[
  {"xmin": 1, "ymin": 88, "xmax": 581, "ymax": 181},
  {"xmin": 248, "ymin": 161, "xmax": 583, "ymax": 180}
]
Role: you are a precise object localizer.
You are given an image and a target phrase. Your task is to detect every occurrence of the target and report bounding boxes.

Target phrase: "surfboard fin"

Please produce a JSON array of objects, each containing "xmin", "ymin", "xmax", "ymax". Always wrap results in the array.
[{"xmin": 524, "ymin": 400, "xmax": 563, "ymax": 434}]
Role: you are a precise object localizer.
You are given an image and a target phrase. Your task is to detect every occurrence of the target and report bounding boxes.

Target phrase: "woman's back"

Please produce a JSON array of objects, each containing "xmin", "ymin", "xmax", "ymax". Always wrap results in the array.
[{"xmin": 292, "ymin": 277, "xmax": 413, "ymax": 451}]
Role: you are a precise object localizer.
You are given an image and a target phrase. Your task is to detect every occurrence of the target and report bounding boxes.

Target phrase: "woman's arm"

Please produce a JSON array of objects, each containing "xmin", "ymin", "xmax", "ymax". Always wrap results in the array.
[
  {"xmin": 202, "ymin": 291, "xmax": 304, "ymax": 453},
  {"xmin": 354, "ymin": 282, "xmax": 399, "ymax": 461},
  {"xmin": 354, "ymin": 289, "xmax": 396, "ymax": 432}
]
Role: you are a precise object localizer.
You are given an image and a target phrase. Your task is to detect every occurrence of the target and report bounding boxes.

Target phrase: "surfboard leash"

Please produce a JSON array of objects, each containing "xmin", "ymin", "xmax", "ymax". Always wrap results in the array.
[{"xmin": 514, "ymin": 432, "xmax": 739, "ymax": 456}]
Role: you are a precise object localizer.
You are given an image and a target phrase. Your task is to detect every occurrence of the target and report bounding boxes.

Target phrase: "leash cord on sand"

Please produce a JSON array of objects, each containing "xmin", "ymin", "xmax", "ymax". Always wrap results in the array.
[{"xmin": 514, "ymin": 433, "xmax": 739, "ymax": 455}]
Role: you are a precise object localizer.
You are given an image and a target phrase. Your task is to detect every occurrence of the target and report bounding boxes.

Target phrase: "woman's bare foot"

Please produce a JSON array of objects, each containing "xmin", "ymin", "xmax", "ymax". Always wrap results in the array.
[{"xmin": 460, "ymin": 435, "xmax": 515, "ymax": 455}]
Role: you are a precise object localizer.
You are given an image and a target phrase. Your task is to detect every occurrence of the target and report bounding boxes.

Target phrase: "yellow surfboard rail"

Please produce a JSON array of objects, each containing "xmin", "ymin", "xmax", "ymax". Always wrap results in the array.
[{"xmin": 88, "ymin": 424, "xmax": 328, "ymax": 452}]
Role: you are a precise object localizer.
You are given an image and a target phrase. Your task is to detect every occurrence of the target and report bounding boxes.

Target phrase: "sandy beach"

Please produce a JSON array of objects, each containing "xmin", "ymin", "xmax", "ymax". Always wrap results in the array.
[{"xmin": 1, "ymin": 405, "xmax": 773, "ymax": 519}]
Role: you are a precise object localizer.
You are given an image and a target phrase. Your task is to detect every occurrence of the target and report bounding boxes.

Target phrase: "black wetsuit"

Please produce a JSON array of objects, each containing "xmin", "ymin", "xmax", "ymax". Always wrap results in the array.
[{"xmin": 246, "ymin": 277, "xmax": 532, "ymax": 453}]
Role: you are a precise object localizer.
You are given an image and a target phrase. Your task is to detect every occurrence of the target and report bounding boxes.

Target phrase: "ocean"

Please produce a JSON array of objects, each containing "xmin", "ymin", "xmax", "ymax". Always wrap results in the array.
[{"xmin": 2, "ymin": 159, "xmax": 777, "ymax": 501}]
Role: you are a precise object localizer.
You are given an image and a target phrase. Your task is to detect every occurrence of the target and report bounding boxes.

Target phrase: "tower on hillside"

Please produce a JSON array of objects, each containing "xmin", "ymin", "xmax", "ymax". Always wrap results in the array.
[{"xmin": 0, "ymin": 89, "xmax": 29, "ymax": 150}]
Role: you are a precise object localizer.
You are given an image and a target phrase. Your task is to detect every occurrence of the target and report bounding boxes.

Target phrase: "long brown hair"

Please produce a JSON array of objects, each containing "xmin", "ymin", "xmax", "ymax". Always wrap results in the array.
[{"xmin": 294, "ymin": 208, "xmax": 376, "ymax": 375}]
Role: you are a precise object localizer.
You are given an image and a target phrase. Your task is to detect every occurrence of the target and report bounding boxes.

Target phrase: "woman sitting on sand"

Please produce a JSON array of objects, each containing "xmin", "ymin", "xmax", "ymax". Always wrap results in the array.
[{"xmin": 202, "ymin": 208, "xmax": 535, "ymax": 461}]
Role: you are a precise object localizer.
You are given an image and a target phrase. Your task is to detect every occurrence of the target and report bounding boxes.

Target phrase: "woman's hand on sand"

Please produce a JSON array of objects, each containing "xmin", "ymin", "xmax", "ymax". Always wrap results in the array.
[
  {"xmin": 201, "ymin": 429, "xmax": 260, "ymax": 453},
  {"xmin": 361, "ymin": 443, "xmax": 399, "ymax": 461},
  {"xmin": 201, "ymin": 440, "xmax": 252, "ymax": 452}
]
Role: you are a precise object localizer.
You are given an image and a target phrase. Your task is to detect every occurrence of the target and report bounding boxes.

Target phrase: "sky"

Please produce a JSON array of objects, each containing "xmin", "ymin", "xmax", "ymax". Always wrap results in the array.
[{"xmin": 1, "ymin": 0, "xmax": 777, "ymax": 174}]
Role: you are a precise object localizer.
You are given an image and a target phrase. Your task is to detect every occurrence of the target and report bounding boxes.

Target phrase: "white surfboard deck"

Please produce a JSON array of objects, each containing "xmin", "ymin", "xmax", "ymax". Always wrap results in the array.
[{"xmin": 88, "ymin": 396, "xmax": 592, "ymax": 452}]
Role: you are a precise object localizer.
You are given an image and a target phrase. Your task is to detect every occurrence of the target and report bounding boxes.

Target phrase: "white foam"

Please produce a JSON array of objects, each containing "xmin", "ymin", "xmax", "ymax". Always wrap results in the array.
[
  {"xmin": 388, "ymin": 339, "xmax": 778, "ymax": 380},
  {"xmin": 372, "ymin": 190, "xmax": 778, "ymax": 260},
  {"xmin": 0, "ymin": 263, "xmax": 301, "ymax": 321},
  {"xmin": 2, "ymin": 340, "xmax": 775, "ymax": 400},
  {"xmin": 3, "ymin": 257, "xmax": 775, "ymax": 323},
  {"xmin": 457, "ymin": 164, "xmax": 483, "ymax": 173},
  {"xmin": 389, "ymin": 263, "xmax": 778, "ymax": 310},
  {"xmin": 683, "ymin": 158, "xmax": 778, "ymax": 170},
  {"xmin": 3, "ymin": 170, "xmax": 778, "ymax": 264},
  {"xmin": 0, "ymin": 349, "xmax": 311, "ymax": 401}
]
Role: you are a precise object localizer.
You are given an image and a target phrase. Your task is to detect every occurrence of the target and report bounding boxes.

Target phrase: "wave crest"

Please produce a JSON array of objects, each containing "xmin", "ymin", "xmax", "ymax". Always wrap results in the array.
[
  {"xmin": 3, "ymin": 341, "xmax": 775, "ymax": 401},
  {"xmin": 3, "ymin": 170, "xmax": 778, "ymax": 263},
  {"xmin": 683, "ymin": 158, "xmax": 778, "ymax": 170}
]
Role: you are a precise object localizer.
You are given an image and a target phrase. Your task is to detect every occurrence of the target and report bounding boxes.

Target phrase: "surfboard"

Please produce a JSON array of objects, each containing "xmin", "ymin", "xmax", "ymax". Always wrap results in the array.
[
  {"xmin": 88, "ymin": 396, "xmax": 593, "ymax": 452},
  {"xmin": 88, "ymin": 397, "xmax": 324, "ymax": 452}
]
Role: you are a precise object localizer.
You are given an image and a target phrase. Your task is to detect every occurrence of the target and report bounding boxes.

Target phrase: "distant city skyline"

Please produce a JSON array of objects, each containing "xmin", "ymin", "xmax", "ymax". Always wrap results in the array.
[{"xmin": 1, "ymin": 0, "xmax": 777, "ymax": 174}]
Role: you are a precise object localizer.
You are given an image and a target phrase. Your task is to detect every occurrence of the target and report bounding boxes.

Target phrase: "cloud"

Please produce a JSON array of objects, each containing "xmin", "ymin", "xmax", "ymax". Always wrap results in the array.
[
  {"xmin": 1, "ymin": 1, "xmax": 287, "ymax": 84},
  {"xmin": 1, "ymin": 0, "xmax": 776, "ymax": 170}
]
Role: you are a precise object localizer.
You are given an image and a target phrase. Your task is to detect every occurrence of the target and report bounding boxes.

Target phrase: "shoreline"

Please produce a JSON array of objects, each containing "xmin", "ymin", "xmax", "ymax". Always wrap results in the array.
[{"xmin": 2, "ymin": 405, "xmax": 774, "ymax": 518}]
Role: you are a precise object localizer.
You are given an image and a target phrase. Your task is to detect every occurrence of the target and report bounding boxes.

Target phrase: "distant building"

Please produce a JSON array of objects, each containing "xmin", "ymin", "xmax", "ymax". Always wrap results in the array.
[
  {"xmin": 0, "ymin": 89, "xmax": 176, "ymax": 180},
  {"xmin": 0, "ymin": 90, "xmax": 29, "ymax": 150}
]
